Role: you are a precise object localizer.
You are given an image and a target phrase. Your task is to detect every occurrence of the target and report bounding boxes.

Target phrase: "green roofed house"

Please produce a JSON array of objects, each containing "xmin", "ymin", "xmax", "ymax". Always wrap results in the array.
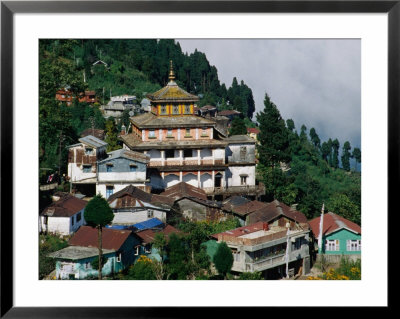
[{"xmin": 309, "ymin": 212, "xmax": 361, "ymax": 256}]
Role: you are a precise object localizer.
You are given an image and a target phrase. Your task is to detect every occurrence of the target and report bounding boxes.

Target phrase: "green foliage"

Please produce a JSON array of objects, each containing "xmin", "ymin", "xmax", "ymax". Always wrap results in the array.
[
  {"xmin": 352, "ymin": 147, "xmax": 361, "ymax": 171},
  {"xmin": 104, "ymin": 119, "xmax": 122, "ymax": 152},
  {"xmin": 238, "ymin": 271, "xmax": 263, "ymax": 280},
  {"xmin": 326, "ymin": 193, "xmax": 361, "ymax": 225},
  {"xmin": 213, "ymin": 242, "xmax": 233, "ymax": 278},
  {"xmin": 229, "ymin": 117, "xmax": 247, "ymax": 136},
  {"xmin": 91, "ymin": 255, "xmax": 108, "ymax": 270},
  {"xmin": 256, "ymin": 94, "xmax": 290, "ymax": 169},
  {"xmin": 126, "ymin": 255, "xmax": 157, "ymax": 280},
  {"xmin": 153, "ymin": 232, "xmax": 167, "ymax": 259},
  {"xmin": 165, "ymin": 233, "xmax": 190, "ymax": 279},
  {"xmin": 336, "ymin": 257, "xmax": 361, "ymax": 280},
  {"xmin": 84, "ymin": 195, "xmax": 114, "ymax": 227},
  {"xmin": 39, "ymin": 234, "xmax": 68, "ymax": 279},
  {"xmin": 341, "ymin": 141, "xmax": 352, "ymax": 171}
]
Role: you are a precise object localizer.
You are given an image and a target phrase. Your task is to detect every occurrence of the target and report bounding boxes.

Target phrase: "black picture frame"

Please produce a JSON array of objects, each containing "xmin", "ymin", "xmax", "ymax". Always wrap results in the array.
[{"xmin": 1, "ymin": 0, "xmax": 394, "ymax": 317}]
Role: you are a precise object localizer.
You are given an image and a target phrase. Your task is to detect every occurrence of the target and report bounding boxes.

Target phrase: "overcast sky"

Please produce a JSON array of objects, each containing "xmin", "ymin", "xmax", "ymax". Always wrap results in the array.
[{"xmin": 178, "ymin": 39, "xmax": 361, "ymax": 150}]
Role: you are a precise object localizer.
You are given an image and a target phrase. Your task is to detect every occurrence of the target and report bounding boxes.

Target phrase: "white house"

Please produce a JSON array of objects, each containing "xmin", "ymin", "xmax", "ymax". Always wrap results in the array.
[{"xmin": 39, "ymin": 192, "xmax": 87, "ymax": 236}]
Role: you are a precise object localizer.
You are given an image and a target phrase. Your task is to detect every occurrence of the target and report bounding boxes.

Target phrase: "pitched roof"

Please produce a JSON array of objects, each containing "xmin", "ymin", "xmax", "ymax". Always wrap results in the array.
[
  {"xmin": 146, "ymin": 80, "xmax": 199, "ymax": 103},
  {"xmin": 130, "ymin": 112, "xmax": 216, "ymax": 129},
  {"xmin": 231, "ymin": 200, "xmax": 268, "ymax": 217},
  {"xmin": 41, "ymin": 193, "xmax": 87, "ymax": 217},
  {"xmin": 135, "ymin": 224, "xmax": 180, "ymax": 244},
  {"xmin": 247, "ymin": 127, "xmax": 260, "ymax": 134},
  {"xmin": 211, "ymin": 221, "xmax": 268, "ymax": 239},
  {"xmin": 132, "ymin": 218, "xmax": 164, "ymax": 231},
  {"xmin": 222, "ymin": 196, "xmax": 251, "ymax": 211},
  {"xmin": 160, "ymin": 182, "xmax": 208, "ymax": 201},
  {"xmin": 107, "ymin": 185, "xmax": 174, "ymax": 209},
  {"xmin": 309, "ymin": 212, "xmax": 361, "ymax": 238},
  {"xmin": 80, "ymin": 128, "xmax": 105, "ymax": 140},
  {"xmin": 48, "ymin": 246, "xmax": 115, "ymax": 260},
  {"xmin": 78, "ymin": 135, "xmax": 108, "ymax": 148},
  {"xmin": 218, "ymin": 110, "xmax": 241, "ymax": 116},
  {"xmin": 248, "ymin": 200, "xmax": 308, "ymax": 225},
  {"xmin": 99, "ymin": 149, "xmax": 149, "ymax": 164},
  {"xmin": 224, "ymin": 135, "xmax": 255, "ymax": 144},
  {"xmin": 68, "ymin": 226, "xmax": 132, "ymax": 250}
]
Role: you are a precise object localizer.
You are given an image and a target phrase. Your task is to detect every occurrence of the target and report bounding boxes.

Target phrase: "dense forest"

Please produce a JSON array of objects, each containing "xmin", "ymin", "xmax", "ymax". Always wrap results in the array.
[{"xmin": 39, "ymin": 39, "xmax": 361, "ymax": 224}]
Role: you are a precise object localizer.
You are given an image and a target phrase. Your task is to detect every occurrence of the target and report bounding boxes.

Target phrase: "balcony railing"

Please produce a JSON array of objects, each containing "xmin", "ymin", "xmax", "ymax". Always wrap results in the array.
[
  {"xmin": 148, "ymin": 158, "xmax": 225, "ymax": 167},
  {"xmin": 203, "ymin": 184, "xmax": 265, "ymax": 196}
]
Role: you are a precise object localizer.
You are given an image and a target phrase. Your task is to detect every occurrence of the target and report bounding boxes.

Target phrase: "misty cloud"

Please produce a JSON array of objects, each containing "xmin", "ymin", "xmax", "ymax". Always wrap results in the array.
[{"xmin": 178, "ymin": 39, "xmax": 361, "ymax": 149}]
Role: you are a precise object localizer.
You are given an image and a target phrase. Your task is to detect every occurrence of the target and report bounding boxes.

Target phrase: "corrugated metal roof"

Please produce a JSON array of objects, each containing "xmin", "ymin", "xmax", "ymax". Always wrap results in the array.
[
  {"xmin": 47, "ymin": 246, "xmax": 115, "ymax": 260},
  {"xmin": 135, "ymin": 224, "xmax": 180, "ymax": 244},
  {"xmin": 68, "ymin": 226, "xmax": 132, "ymax": 250},
  {"xmin": 133, "ymin": 218, "xmax": 163, "ymax": 230},
  {"xmin": 78, "ymin": 135, "xmax": 108, "ymax": 148},
  {"xmin": 161, "ymin": 182, "xmax": 207, "ymax": 201},
  {"xmin": 309, "ymin": 212, "xmax": 361, "ymax": 238},
  {"xmin": 41, "ymin": 193, "xmax": 87, "ymax": 217},
  {"xmin": 248, "ymin": 200, "xmax": 308, "ymax": 224},
  {"xmin": 98, "ymin": 149, "xmax": 149, "ymax": 164}
]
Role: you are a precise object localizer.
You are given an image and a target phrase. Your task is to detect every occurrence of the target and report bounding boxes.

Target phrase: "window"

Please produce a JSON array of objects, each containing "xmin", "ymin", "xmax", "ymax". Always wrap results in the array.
[
  {"xmin": 160, "ymin": 105, "xmax": 167, "ymax": 115},
  {"xmin": 85, "ymin": 147, "xmax": 93, "ymax": 155},
  {"xmin": 201, "ymin": 127, "xmax": 208, "ymax": 136},
  {"xmin": 83, "ymin": 165, "xmax": 92, "ymax": 173},
  {"xmin": 347, "ymin": 240, "xmax": 361, "ymax": 251},
  {"xmin": 106, "ymin": 164, "xmax": 113, "ymax": 172},
  {"xmin": 129, "ymin": 164, "xmax": 137, "ymax": 172},
  {"xmin": 76, "ymin": 212, "xmax": 81, "ymax": 222},
  {"xmin": 172, "ymin": 105, "xmax": 179, "ymax": 114},
  {"xmin": 240, "ymin": 146, "xmax": 247, "ymax": 160},
  {"xmin": 134, "ymin": 246, "xmax": 140, "ymax": 256},
  {"xmin": 183, "ymin": 149, "xmax": 193, "ymax": 158},
  {"xmin": 326, "ymin": 239, "xmax": 340, "ymax": 251},
  {"xmin": 167, "ymin": 129, "xmax": 173, "ymax": 137},
  {"xmin": 147, "ymin": 210, "xmax": 154, "ymax": 218},
  {"xmin": 148, "ymin": 130, "xmax": 156, "ymax": 138},
  {"xmin": 165, "ymin": 149, "xmax": 175, "ymax": 158},
  {"xmin": 240, "ymin": 175, "xmax": 248, "ymax": 185},
  {"xmin": 116, "ymin": 253, "xmax": 121, "ymax": 262},
  {"xmin": 185, "ymin": 128, "xmax": 191, "ymax": 137},
  {"xmin": 106, "ymin": 186, "xmax": 114, "ymax": 199},
  {"xmin": 184, "ymin": 105, "xmax": 191, "ymax": 114},
  {"xmin": 291, "ymin": 237, "xmax": 304, "ymax": 251}
]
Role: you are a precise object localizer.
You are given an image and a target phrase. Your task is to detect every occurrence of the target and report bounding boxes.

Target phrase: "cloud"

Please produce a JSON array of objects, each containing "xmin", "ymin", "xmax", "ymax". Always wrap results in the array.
[{"xmin": 178, "ymin": 39, "xmax": 361, "ymax": 149}]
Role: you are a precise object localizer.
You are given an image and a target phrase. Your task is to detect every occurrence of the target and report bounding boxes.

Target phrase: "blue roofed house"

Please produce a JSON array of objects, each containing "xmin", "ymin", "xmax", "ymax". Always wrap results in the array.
[
  {"xmin": 48, "ymin": 226, "xmax": 139, "ymax": 279},
  {"xmin": 96, "ymin": 149, "xmax": 150, "ymax": 199}
]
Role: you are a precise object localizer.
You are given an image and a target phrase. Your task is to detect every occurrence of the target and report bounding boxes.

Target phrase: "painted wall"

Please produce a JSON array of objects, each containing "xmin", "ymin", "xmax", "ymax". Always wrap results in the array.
[
  {"xmin": 226, "ymin": 166, "xmax": 256, "ymax": 187},
  {"xmin": 323, "ymin": 229, "xmax": 361, "ymax": 255},
  {"xmin": 39, "ymin": 209, "xmax": 86, "ymax": 236},
  {"xmin": 226, "ymin": 143, "xmax": 256, "ymax": 164},
  {"xmin": 96, "ymin": 183, "xmax": 146, "ymax": 199},
  {"xmin": 111, "ymin": 209, "xmax": 167, "ymax": 225}
]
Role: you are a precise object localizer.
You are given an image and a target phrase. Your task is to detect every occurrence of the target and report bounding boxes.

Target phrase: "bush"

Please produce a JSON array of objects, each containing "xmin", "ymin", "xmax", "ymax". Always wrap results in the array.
[{"xmin": 39, "ymin": 234, "xmax": 68, "ymax": 279}]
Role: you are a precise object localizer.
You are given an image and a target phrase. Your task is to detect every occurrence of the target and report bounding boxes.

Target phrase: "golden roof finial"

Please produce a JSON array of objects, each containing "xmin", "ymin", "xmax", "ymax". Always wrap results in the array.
[{"xmin": 169, "ymin": 60, "xmax": 175, "ymax": 81}]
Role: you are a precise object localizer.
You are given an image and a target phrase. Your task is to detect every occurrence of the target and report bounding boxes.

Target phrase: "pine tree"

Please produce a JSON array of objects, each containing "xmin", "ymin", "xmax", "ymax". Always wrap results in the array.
[
  {"xmin": 341, "ymin": 141, "xmax": 352, "ymax": 171},
  {"xmin": 331, "ymin": 139, "xmax": 340, "ymax": 169},
  {"xmin": 352, "ymin": 147, "xmax": 361, "ymax": 171}
]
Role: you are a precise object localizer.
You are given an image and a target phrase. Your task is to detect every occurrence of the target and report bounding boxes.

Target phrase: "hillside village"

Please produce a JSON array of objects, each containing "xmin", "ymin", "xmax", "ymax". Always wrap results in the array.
[{"xmin": 39, "ymin": 61, "xmax": 361, "ymax": 281}]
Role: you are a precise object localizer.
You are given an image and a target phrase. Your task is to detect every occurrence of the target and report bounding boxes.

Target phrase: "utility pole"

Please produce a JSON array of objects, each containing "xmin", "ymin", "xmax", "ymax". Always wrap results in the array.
[{"xmin": 58, "ymin": 131, "xmax": 64, "ymax": 183}]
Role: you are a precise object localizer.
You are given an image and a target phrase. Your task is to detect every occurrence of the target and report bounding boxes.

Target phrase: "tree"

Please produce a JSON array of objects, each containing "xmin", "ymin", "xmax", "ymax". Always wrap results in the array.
[
  {"xmin": 352, "ymin": 147, "xmax": 361, "ymax": 171},
  {"xmin": 127, "ymin": 255, "xmax": 156, "ymax": 280},
  {"xmin": 327, "ymin": 193, "xmax": 361, "ymax": 225},
  {"xmin": 256, "ymin": 93, "xmax": 290, "ymax": 168},
  {"xmin": 229, "ymin": 117, "xmax": 247, "ymax": 136},
  {"xmin": 309, "ymin": 127, "xmax": 321, "ymax": 149},
  {"xmin": 84, "ymin": 195, "xmax": 114, "ymax": 279},
  {"xmin": 331, "ymin": 139, "xmax": 340, "ymax": 169},
  {"xmin": 104, "ymin": 119, "xmax": 121, "ymax": 152},
  {"xmin": 213, "ymin": 242, "xmax": 233, "ymax": 279},
  {"xmin": 238, "ymin": 271, "xmax": 263, "ymax": 280},
  {"xmin": 166, "ymin": 233, "xmax": 189, "ymax": 279},
  {"xmin": 341, "ymin": 141, "xmax": 352, "ymax": 171}
]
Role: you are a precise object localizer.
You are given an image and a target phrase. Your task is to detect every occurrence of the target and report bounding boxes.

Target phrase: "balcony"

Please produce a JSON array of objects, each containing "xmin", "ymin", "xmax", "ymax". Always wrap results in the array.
[
  {"xmin": 148, "ymin": 158, "xmax": 225, "ymax": 167},
  {"xmin": 245, "ymin": 253, "xmax": 287, "ymax": 272},
  {"xmin": 203, "ymin": 184, "xmax": 265, "ymax": 196}
]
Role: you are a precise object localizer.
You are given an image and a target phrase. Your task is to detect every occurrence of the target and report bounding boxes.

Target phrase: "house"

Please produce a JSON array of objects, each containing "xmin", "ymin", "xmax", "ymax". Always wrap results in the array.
[
  {"xmin": 159, "ymin": 182, "xmax": 226, "ymax": 221},
  {"xmin": 196, "ymin": 105, "xmax": 218, "ymax": 118},
  {"xmin": 78, "ymin": 91, "xmax": 97, "ymax": 104},
  {"xmin": 120, "ymin": 62, "xmax": 261, "ymax": 200},
  {"xmin": 67, "ymin": 135, "xmax": 108, "ymax": 196},
  {"xmin": 210, "ymin": 220, "xmax": 311, "ymax": 279},
  {"xmin": 309, "ymin": 212, "xmax": 361, "ymax": 256},
  {"xmin": 39, "ymin": 192, "xmax": 87, "ymax": 236},
  {"xmin": 55, "ymin": 89, "xmax": 74, "ymax": 106},
  {"xmin": 217, "ymin": 109, "xmax": 242, "ymax": 123},
  {"xmin": 247, "ymin": 127, "xmax": 260, "ymax": 142},
  {"xmin": 106, "ymin": 185, "xmax": 173, "ymax": 225},
  {"xmin": 48, "ymin": 226, "xmax": 138, "ymax": 279},
  {"xmin": 101, "ymin": 95, "xmax": 137, "ymax": 118},
  {"xmin": 80, "ymin": 128, "xmax": 105, "ymax": 140},
  {"xmin": 246, "ymin": 199, "xmax": 309, "ymax": 227},
  {"xmin": 134, "ymin": 222, "xmax": 181, "ymax": 261},
  {"xmin": 96, "ymin": 149, "xmax": 150, "ymax": 199},
  {"xmin": 223, "ymin": 199, "xmax": 268, "ymax": 225}
]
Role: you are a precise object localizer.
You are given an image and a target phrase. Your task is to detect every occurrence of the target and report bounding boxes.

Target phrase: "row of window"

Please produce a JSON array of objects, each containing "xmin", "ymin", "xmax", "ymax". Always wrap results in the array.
[
  {"xmin": 83, "ymin": 164, "xmax": 137, "ymax": 173},
  {"xmin": 148, "ymin": 128, "xmax": 208, "ymax": 139},
  {"xmin": 325, "ymin": 239, "xmax": 361, "ymax": 251},
  {"xmin": 159, "ymin": 104, "xmax": 192, "ymax": 115}
]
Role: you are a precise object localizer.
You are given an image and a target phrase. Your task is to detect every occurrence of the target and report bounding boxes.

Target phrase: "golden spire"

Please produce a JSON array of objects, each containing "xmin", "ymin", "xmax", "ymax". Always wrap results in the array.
[{"xmin": 168, "ymin": 60, "xmax": 175, "ymax": 81}]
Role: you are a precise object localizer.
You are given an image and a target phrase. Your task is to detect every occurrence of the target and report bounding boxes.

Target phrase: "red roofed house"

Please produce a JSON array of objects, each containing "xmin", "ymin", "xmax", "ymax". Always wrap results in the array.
[
  {"xmin": 309, "ymin": 212, "xmax": 361, "ymax": 256},
  {"xmin": 48, "ymin": 226, "xmax": 139, "ymax": 279},
  {"xmin": 210, "ymin": 220, "xmax": 311, "ymax": 279},
  {"xmin": 247, "ymin": 127, "xmax": 260, "ymax": 142},
  {"xmin": 39, "ymin": 192, "xmax": 87, "ymax": 236}
]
